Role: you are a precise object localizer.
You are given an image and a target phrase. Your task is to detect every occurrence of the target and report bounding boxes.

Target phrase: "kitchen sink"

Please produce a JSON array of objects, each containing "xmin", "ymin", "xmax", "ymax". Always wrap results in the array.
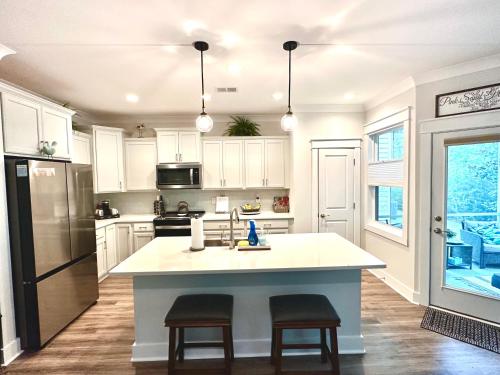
[{"xmin": 204, "ymin": 239, "xmax": 246, "ymax": 247}]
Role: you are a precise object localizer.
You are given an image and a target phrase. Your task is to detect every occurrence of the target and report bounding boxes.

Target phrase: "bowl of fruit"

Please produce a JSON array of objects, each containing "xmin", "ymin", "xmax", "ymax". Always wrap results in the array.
[{"xmin": 240, "ymin": 202, "xmax": 261, "ymax": 214}]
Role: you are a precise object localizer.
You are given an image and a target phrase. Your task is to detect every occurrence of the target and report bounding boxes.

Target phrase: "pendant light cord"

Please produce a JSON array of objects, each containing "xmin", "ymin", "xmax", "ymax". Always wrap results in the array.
[
  {"xmin": 200, "ymin": 50, "xmax": 205, "ymax": 113},
  {"xmin": 287, "ymin": 48, "xmax": 292, "ymax": 113}
]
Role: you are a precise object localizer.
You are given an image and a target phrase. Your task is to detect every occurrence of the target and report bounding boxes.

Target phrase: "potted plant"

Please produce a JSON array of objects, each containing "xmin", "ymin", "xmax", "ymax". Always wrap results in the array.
[{"xmin": 224, "ymin": 116, "xmax": 261, "ymax": 136}]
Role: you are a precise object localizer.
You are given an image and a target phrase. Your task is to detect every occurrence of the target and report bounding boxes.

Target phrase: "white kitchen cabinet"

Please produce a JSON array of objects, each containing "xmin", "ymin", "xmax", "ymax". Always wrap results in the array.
[
  {"xmin": 133, "ymin": 232, "xmax": 155, "ymax": 252},
  {"xmin": 105, "ymin": 225, "xmax": 118, "ymax": 270},
  {"xmin": 244, "ymin": 139, "xmax": 266, "ymax": 188},
  {"xmin": 222, "ymin": 140, "xmax": 244, "ymax": 188},
  {"xmin": 245, "ymin": 139, "xmax": 288, "ymax": 188},
  {"xmin": 202, "ymin": 139, "xmax": 244, "ymax": 189},
  {"xmin": 155, "ymin": 129, "xmax": 200, "ymax": 163},
  {"xmin": 265, "ymin": 139, "xmax": 287, "ymax": 188},
  {"xmin": 92, "ymin": 126, "xmax": 125, "ymax": 193},
  {"xmin": 96, "ymin": 228, "xmax": 107, "ymax": 281},
  {"xmin": 202, "ymin": 141, "xmax": 223, "ymax": 189},
  {"xmin": 116, "ymin": 224, "xmax": 133, "ymax": 262},
  {"xmin": 41, "ymin": 106, "xmax": 72, "ymax": 159},
  {"xmin": 1, "ymin": 92, "xmax": 43, "ymax": 156},
  {"xmin": 124, "ymin": 138, "xmax": 157, "ymax": 191},
  {"xmin": 72, "ymin": 131, "xmax": 92, "ymax": 164}
]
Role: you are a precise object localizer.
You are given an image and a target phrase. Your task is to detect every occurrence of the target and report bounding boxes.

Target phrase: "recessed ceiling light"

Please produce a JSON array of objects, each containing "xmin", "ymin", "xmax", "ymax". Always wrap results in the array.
[
  {"xmin": 219, "ymin": 32, "xmax": 240, "ymax": 49},
  {"xmin": 161, "ymin": 45, "xmax": 177, "ymax": 53},
  {"xmin": 344, "ymin": 92, "xmax": 355, "ymax": 100},
  {"xmin": 227, "ymin": 63, "xmax": 241, "ymax": 75},
  {"xmin": 182, "ymin": 20, "xmax": 205, "ymax": 36},
  {"xmin": 202, "ymin": 93, "xmax": 212, "ymax": 101},
  {"xmin": 0, "ymin": 44, "xmax": 16, "ymax": 60},
  {"xmin": 272, "ymin": 92, "xmax": 283, "ymax": 101},
  {"xmin": 126, "ymin": 94, "xmax": 139, "ymax": 103}
]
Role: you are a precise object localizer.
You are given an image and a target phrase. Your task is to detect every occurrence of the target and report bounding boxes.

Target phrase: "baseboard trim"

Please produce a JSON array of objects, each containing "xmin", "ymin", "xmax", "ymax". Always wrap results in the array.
[
  {"xmin": 131, "ymin": 335, "xmax": 365, "ymax": 362},
  {"xmin": 368, "ymin": 269, "xmax": 418, "ymax": 304},
  {"xmin": 1, "ymin": 338, "xmax": 22, "ymax": 366}
]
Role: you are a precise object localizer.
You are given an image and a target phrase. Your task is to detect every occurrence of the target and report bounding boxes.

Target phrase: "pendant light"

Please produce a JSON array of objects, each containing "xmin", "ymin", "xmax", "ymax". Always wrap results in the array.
[
  {"xmin": 193, "ymin": 41, "xmax": 213, "ymax": 132},
  {"xmin": 281, "ymin": 41, "xmax": 298, "ymax": 132}
]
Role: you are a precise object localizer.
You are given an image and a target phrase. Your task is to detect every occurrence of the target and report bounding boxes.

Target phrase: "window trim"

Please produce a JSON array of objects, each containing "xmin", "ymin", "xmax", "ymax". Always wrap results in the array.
[{"xmin": 364, "ymin": 108, "xmax": 410, "ymax": 246}]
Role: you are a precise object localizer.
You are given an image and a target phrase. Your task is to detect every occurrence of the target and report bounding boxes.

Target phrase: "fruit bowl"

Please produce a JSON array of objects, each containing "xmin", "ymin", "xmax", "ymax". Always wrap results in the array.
[{"xmin": 240, "ymin": 203, "xmax": 261, "ymax": 213}]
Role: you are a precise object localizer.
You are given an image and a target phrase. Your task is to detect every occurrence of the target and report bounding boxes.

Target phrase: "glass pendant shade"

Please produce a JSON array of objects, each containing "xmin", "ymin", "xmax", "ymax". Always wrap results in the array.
[
  {"xmin": 281, "ymin": 112, "xmax": 298, "ymax": 131},
  {"xmin": 196, "ymin": 112, "xmax": 214, "ymax": 132}
]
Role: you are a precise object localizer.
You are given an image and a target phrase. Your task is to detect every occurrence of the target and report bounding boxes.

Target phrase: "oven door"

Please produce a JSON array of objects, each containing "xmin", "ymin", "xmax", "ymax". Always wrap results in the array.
[
  {"xmin": 154, "ymin": 224, "xmax": 191, "ymax": 237},
  {"xmin": 156, "ymin": 163, "xmax": 202, "ymax": 189}
]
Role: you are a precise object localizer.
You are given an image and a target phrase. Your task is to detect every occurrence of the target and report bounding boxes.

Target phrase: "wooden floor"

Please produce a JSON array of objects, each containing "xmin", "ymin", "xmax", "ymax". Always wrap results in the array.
[{"xmin": 5, "ymin": 272, "xmax": 500, "ymax": 375}]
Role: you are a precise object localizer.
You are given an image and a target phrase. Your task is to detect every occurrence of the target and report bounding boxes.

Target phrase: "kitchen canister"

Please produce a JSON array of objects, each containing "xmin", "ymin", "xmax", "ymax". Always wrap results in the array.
[{"xmin": 190, "ymin": 214, "xmax": 205, "ymax": 251}]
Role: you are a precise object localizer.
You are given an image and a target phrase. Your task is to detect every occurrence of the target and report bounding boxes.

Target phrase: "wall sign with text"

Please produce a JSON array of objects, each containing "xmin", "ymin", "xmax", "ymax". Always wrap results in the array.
[{"xmin": 435, "ymin": 83, "xmax": 500, "ymax": 117}]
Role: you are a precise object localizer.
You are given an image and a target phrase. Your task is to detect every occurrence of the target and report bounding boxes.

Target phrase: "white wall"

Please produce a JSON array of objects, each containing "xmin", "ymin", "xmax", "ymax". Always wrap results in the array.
[
  {"xmin": 0, "ymin": 107, "xmax": 21, "ymax": 365},
  {"xmin": 290, "ymin": 111, "xmax": 365, "ymax": 233},
  {"xmin": 363, "ymin": 88, "xmax": 418, "ymax": 302}
]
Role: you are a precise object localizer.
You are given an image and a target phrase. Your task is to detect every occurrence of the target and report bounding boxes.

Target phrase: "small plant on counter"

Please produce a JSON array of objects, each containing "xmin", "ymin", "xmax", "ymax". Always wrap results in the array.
[{"xmin": 224, "ymin": 115, "xmax": 261, "ymax": 136}]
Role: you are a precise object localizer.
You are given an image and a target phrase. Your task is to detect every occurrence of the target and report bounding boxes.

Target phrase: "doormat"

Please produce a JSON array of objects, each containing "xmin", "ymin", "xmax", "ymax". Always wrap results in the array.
[{"xmin": 421, "ymin": 307, "xmax": 500, "ymax": 354}]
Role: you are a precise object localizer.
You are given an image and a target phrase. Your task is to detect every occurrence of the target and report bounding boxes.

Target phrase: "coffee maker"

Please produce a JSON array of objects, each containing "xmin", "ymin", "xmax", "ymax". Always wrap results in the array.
[{"xmin": 95, "ymin": 199, "xmax": 120, "ymax": 220}]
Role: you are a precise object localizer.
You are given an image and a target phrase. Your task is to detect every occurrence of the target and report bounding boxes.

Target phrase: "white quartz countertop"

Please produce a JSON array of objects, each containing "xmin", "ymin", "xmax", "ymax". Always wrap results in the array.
[
  {"xmin": 95, "ymin": 212, "xmax": 293, "ymax": 229},
  {"xmin": 95, "ymin": 214, "xmax": 157, "ymax": 229},
  {"xmin": 110, "ymin": 233, "xmax": 386, "ymax": 276}
]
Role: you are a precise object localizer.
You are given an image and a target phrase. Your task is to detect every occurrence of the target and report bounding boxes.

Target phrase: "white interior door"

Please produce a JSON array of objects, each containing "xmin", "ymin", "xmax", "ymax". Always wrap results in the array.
[
  {"xmin": 318, "ymin": 149, "xmax": 355, "ymax": 241},
  {"xmin": 430, "ymin": 127, "xmax": 500, "ymax": 324}
]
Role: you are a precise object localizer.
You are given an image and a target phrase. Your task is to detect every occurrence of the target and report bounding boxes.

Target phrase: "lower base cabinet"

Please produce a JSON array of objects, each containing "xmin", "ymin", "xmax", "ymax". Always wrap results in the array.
[
  {"xmin": 203, "ymin": 219, "xmax": 290, "ymax": 239},
  {"xmin": 133, "ymin": 232, "xmax": 155, "ymax": 252},
  {"xmin": 105, "ymin": 225, "xmax": 118, "ymax": 270},
  {"xmin": 116, "ymin": 224, "xmax": 133, "ymax": 262}
]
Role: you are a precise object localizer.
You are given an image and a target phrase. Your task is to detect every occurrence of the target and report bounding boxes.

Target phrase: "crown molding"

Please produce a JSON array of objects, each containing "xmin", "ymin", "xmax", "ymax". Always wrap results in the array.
[
  {"xmin": 364, "ymin": 77, "xmax": 415, "ymax": 111},
  {"xmin": 294, "ymin": 103, "xmax": 364, "ymax": 113},
  {"xmin": 413, "ymin": 52, "xmax": 500, "ymax": 86}
]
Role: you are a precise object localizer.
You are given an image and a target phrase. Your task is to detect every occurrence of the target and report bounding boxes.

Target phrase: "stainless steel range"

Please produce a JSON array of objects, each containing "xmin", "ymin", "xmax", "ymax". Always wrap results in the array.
[{"xmin": 153, "ymin": 210, "xmax": 206, "ymax": 237}]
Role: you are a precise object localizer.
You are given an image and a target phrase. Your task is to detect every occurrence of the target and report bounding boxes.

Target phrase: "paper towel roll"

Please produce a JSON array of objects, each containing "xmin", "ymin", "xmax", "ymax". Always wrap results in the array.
[{"xmin": 190, "ymin": 215, "xmax": 204, "ymax": 251}]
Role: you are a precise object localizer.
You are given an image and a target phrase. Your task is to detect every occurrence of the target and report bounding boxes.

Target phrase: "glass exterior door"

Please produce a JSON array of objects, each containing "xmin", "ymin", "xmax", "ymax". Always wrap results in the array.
[{"xmin": 430, "ymin": 127, "xmax": 500, "ymax": 324}]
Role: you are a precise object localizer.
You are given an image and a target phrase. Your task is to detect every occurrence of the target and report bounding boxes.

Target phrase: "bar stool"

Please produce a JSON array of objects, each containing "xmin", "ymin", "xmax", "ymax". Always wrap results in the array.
[
  {"xmin": 269, "ymin": 294, "xmax": 341, "ymax": 375},
  {"xmin": 164, "ymin": 294, "xmax": 234, "ymax": 375}
]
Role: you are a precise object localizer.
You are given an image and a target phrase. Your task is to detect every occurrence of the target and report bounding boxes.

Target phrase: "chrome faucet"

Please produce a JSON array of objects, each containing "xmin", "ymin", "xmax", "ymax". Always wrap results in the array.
[{"xmin": 229, "ymin": 207, "xmax": 240, "ymax": 249}]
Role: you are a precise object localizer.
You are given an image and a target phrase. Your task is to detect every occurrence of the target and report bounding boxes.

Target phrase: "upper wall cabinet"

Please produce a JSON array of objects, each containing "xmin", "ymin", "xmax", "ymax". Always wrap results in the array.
[
  {"xmin": 92, "ymin": 126, "xmax": 125, "ymax": 193},
  {"xmin": 202, "ymin": 136, "xmax": 289, "ymax": 190},
  {"xmin": 124, "ymin": 138, "xmax": 157, "ymax": 191},
  {"xmin": 72, "ymin": 131, "xmax": 92, "ymax": 164},
  {"xmin": 1, "ymin": 90, "xmax": 73, "ymax": 160},
  {"xmin": 155, "ymin": 129, "xmax": 200, "ymax": 163}
]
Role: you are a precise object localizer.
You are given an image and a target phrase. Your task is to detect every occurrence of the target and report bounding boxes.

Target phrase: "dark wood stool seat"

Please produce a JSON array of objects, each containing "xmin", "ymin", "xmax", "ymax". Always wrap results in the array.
[
  {"xmin": 165, "ymin": 294, "xmax": 234, "ymax": 375},
  {"xmin": 269, "ymin": 294, "xmax": 341, "ymax": 375}
]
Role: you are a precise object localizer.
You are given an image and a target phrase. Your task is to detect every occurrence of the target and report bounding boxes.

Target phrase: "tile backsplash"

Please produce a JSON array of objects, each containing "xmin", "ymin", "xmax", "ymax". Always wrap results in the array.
[{"xmin": 95, "ymin": 189, "xmax": 289, "ymax": 214}]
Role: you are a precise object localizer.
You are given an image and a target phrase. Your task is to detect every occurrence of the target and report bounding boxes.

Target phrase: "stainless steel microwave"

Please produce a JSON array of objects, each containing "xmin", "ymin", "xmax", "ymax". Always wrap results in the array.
[{"xmin": 156, "ymin": 163, "xmax": 202, "ymax": 189}]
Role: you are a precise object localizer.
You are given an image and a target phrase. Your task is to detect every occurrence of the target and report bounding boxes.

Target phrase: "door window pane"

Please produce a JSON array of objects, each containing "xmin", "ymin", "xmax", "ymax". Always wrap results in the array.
[
  {"xmin": 375, "ymin": 186, "xmax": 403, "ymax": 228},
  {"xmin": 444, "ymin": 141, "xmax": 500, "ymax": 300},
  {"xmin": 373, "ymin": 126, "xmax": 404, "ymax": 161}
]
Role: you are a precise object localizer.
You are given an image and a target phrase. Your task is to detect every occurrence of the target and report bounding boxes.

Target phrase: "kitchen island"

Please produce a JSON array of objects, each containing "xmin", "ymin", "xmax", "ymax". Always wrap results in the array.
[{"xmin": 110, "ymin": 233, "xmax": 385, "ymax": 362}]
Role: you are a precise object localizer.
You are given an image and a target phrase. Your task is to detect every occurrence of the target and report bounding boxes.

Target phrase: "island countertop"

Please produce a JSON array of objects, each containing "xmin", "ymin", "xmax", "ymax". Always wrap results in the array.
[{"xmin": 110, "ymin": 233, "xmax": 386, "ymax": 276}]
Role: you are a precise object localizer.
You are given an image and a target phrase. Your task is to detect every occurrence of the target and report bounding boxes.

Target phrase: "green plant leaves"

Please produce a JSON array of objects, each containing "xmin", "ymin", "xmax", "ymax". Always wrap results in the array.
[{"xmin": 224, "ymin": 115, "xmax": 261, "ymax": 136}]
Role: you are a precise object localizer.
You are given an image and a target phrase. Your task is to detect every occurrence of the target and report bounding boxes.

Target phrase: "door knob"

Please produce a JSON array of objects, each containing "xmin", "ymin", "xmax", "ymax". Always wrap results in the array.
[
  {"xmin": 434, "ymin": 216, "xmax": 442, "ymax": 222},
  {"xmin": 320, "ymin": 214, "xmax": 330, "ymax": 218},
  {"xmin": 433, "ymin": 228, "xmax": 451, "ymax": 235}
]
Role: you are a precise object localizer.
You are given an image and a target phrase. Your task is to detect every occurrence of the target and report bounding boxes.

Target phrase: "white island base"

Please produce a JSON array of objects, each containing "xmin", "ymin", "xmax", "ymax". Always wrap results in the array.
[{"xmin": 110, "ymin": 233, "xmax": 385, "ymax": 362}]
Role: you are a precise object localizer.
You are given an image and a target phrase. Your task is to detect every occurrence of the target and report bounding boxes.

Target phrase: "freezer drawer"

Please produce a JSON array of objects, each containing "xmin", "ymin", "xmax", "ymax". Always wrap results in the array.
[{"xmin": 36, "ymin": 253, "xmax": 98, "ymax": 346}]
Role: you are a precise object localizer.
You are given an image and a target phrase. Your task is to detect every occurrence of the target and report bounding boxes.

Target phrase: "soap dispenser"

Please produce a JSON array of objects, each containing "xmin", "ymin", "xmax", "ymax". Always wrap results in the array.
[{"xmin": 248, "ymin": 219, "xmax": 259, "ymax": 246}]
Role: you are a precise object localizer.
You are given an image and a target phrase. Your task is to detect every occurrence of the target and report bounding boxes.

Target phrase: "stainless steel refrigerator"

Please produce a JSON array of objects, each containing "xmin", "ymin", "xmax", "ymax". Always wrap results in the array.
[{"xmin": 5, "ymin": 159, "xmax": 98, "ymax": 350}]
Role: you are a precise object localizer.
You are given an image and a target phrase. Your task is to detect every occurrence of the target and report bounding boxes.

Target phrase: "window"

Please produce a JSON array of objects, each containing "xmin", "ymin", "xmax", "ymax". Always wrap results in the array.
[{"xmin": 364, "ymin": 108, "xmax": 410, "ymax": 245}]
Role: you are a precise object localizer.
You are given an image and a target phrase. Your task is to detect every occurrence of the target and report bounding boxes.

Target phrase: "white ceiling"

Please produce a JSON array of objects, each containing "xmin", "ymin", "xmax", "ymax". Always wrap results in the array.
[{"xmin": 1, "ymin": 0, "xmax": 500, "ymax": 116}]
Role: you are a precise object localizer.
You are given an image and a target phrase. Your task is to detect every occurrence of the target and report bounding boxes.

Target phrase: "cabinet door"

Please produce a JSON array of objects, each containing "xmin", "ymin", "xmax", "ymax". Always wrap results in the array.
[
  {"xmin": 157, "ymin": 131, "xmax": 178, "ymax": 163},
  {"xmin": 202, "ymin": 141, "xmax": 223, "ymax": 189},
  {"xmin": 116, "ymin": 224, "xmax": 132, "ymax": 262},
  {"xmin": 105, "ymin": 225, "xmax": 118, "ymax": 270},
  {"xmin": 72, "ymin": 134, "xmax": 92, "ymax": 164},
  {"xmin": 41, "ymin": 107, "xmax": 72, "ymax": 159},
  {"xmin": 1, "ymin": 93, "xmax": 43, "ymax": 155},
  {"xmin": 93, "ymin": 128, "xmax": 124, "ymax": 193},
  {"xmin": 96, "ymin": 241, "xmax": 107, "ymax": 280},
  {"xmin": 133, "ymin": 232, "xmax": 154, "ymax": 252},
  {"xmin": 178, "ymin": 131, "xmax": 200, "ymax": 162},
  {"xmin": 265, "ymin": 139, "xmax": 286, "ymax": 188},
  {"xmin": 125, "ymin": 139, "xmax": 157, "ymax": 190},
  {"xmin": 222, "ymin": 140, "xmax": 244, "ymax": 188},
  {"xmin": 244, "ymin": 139, "xmax": 265, "ymax": 188}
]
